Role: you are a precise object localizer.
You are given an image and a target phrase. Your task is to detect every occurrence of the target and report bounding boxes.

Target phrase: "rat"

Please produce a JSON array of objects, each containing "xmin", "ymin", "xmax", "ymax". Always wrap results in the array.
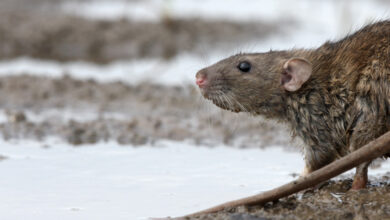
[{"xmin": 195, "ymin": 20, "xmax": 390, "ymax": 190}]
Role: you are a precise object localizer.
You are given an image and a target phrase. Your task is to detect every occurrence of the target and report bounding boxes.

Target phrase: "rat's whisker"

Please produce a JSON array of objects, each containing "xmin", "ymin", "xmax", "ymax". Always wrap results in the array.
[{"xmin": 228, "ymin": 93, "xmax": 248, "ymax": 112}]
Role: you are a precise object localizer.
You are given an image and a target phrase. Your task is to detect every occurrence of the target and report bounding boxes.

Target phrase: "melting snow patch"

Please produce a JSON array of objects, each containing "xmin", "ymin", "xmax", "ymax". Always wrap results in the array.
[{"xmin": 0, "ymin": 139, "xmax": 304, "ymax": 219}]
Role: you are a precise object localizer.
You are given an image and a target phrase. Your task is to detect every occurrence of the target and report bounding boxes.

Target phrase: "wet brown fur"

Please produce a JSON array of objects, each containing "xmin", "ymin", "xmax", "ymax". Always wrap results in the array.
[{"xmin": 197, "ymin": 21, "xmax": 390, "ymax": 180}]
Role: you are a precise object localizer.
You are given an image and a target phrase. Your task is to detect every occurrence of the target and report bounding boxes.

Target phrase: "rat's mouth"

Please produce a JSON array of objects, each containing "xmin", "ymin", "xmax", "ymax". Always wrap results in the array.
[{"xmin": 200, "ymin": 87, "xmax": 244, "ymax": 113}]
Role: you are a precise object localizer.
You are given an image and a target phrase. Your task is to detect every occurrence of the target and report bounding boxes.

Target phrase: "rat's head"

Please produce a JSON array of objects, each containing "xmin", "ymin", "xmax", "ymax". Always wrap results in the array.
[{"xmin": 195, "ymin": 52, "xmax": 312, "ymax": 115}]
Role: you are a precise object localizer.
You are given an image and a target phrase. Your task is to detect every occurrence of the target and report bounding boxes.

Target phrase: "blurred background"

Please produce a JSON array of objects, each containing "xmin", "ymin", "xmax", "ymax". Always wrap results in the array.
[{"xmin": 0, "ymin": 0, "xmax": 389, "ymax": 219}]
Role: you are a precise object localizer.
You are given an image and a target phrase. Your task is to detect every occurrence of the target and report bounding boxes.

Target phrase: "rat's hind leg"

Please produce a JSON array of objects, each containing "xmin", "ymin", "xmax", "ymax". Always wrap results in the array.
[
  {"xmin": 351, "ymin": 161, "xmax": 370, "ymax": 190},
  {"xmin": 348, "ymin": 113, "xmax": 384, "ymax": 189},
  {"xmin": 349, "ymin": 131, "xmax": 373, "ymax": 190}
]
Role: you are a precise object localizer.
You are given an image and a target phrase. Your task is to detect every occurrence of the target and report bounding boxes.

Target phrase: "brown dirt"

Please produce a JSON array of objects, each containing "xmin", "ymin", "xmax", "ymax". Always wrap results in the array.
[
  {"xmin": 0, "ymin": 6, "xmax": 286, "ymax": 63},
  {"xmin": 0, "ymin": 155, "xmax": 7, "ymax": 161},
  {"xmin": 187, "ymin": 175, "xmax": 390, "ymax": 220},
  {"xmin": 0, "ymin": 74, "xmax": 291, "ymax": 148}
]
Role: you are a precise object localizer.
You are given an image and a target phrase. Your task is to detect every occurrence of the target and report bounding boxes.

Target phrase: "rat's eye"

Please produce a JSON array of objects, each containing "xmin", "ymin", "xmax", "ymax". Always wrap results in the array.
[{"xmin": 237, "ymin": 61, "xmax": 251, "ymax": 73}]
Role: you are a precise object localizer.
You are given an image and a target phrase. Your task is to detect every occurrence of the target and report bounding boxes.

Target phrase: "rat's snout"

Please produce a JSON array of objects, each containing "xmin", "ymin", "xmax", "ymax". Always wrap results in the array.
[{"xmin": 196, "ymin": 70, "xmax": 208, "ymax": 88}]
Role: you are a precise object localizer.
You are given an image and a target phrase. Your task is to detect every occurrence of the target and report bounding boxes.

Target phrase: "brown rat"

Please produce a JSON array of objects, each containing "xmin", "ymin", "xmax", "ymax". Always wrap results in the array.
[{"xmin": 195, "ymin": 20, "xmax": 390, "ymax": 190}]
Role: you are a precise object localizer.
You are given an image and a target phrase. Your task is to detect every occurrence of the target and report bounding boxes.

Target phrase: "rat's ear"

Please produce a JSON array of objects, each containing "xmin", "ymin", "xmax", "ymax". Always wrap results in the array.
[{"xmin": 281, "ymin": 58, "xmax": 312, "ymax": 92}]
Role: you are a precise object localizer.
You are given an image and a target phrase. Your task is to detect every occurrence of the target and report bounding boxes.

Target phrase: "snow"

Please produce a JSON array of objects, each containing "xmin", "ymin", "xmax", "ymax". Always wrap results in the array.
[
  {"xmin": 60, "ymin": 0, "xmax": 390, "ymax": 43},
  {"xmin": 0, "ymin": 139, "xmax": 302, "ymax": 219},
  {"xmin": 0, "ymin": 55, "xmax": 206, "ymax": 86},
  {"xmin": 0, "ymin": 139, "xmax": 389, "ymax": 219},
  {"xmin": 61, "ymin": 0, "xmax": 390, "ymax": 27},
  {"xmin": 0, "ymin": 108, "xmax": 129, "ymax": 124}
]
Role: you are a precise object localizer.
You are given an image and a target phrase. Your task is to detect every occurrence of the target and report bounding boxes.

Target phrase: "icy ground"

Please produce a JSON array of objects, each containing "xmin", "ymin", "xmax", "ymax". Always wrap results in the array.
[
  {"xmin": 0, "ymin": 139, "xmax": 302, "ymax": 220},
  {"xmin": 0, "ymin": 139, "xmax": 389, "ymax": 220}
]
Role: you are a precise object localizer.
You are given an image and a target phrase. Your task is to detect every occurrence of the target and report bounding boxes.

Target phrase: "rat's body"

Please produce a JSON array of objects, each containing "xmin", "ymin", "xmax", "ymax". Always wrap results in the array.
[{"xmin": 196, "ymin": 20, "xmax": 390, "ymax": 189}]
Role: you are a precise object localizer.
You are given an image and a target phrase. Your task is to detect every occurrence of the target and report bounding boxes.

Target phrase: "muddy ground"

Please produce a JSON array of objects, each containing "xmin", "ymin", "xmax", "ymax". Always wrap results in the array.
[
  {"xmin": 0, "ymin": 74, "xmax": 291, "ymax": 148},
  {"xmin": 189, "ymin": 176, "xmax": 390, "ymax": 220},
  {"xmin": 0, "ymin": 0, "xmax": 291, "ymax": 148},
  {"xmin": 0, "ymin": 1, "xmax": 389, "ymax": 219}
]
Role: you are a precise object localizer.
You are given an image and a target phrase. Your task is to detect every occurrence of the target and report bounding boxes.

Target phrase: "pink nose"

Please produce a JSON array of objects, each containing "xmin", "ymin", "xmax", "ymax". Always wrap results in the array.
[
  {"xmin": 196, "ymin": 72, "xmax": 207, "ymax": 87},
  {"xmin": 196, "ymin": 77, "xmax": 205, "ymax": 86}
]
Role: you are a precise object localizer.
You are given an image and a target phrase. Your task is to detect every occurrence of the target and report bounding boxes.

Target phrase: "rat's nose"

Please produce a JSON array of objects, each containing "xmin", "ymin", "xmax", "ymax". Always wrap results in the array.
[{"xmin": 196, "ymin": 71, "xmax": 207, "ymax": 88}]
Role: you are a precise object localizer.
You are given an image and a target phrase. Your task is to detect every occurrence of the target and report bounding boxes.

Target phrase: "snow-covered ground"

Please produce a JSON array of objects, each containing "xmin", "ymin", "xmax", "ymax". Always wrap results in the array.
[
  {"xmin": 0, "ymin": 139, "xmax": 302, "ymax": 219},
  {"xmin": 0, "ymin": 108, "xmax": 129, "ymax": 124},
  {"xmin": 0, "ymin": 139, "xmax": 389, "ymax": 220},
  {"xmin": 61, "ymin": 0, "xmax": 389, "ymax": 29},
  {"xmin": 0, "ymin": 55, "xmax": 205, "ymax": 86}
]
